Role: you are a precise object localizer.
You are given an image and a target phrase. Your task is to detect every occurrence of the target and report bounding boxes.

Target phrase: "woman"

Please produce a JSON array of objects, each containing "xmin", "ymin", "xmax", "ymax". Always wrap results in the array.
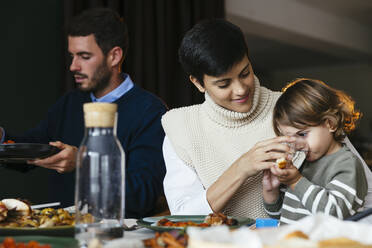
[{"xmin": 161, "ymin": 19, "xmax": 296, "ymax": 218}]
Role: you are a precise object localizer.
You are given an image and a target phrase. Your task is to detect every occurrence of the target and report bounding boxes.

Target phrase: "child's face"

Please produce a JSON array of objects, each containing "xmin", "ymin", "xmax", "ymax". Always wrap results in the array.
[{"xmin": 278, "ymin": 123, "xmax": 340, "ymax": 162}]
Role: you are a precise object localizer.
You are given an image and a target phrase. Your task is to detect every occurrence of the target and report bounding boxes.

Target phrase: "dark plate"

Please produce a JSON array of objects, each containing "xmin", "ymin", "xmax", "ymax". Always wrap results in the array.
[
  {"xmin": 0, "ymin": 225, "xmax": 74, "ymax": 237},
  {"xmin": 137, "ymin": 215, "xmax": 255, "ymax": 232},
  {"xmin": 0, "ymin": 235, "xmax": 78, "ymax": 248},
  {"xmin": 0, "ymin": 143, "xmax": 60, "ymax": 163}
]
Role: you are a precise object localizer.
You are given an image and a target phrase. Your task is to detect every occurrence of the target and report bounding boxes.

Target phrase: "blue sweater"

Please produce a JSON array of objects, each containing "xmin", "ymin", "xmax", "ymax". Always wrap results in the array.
[{"xmin": 6, "ymin": 84, "xmax": 167, "ymax": 218}]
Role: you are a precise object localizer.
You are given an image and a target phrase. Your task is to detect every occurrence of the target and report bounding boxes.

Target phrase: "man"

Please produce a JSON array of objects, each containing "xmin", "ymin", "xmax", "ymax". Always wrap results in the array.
[{"xmin": 0, "ymin": 8, "xmax": 167, "ymax": 218}]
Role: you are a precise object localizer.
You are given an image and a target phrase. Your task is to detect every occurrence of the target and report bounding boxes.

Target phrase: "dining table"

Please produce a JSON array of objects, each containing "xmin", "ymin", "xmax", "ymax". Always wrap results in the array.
[
  {"xmin": 2, "ymin": 213, "xmax": 372, "ymax": 248},
  {"xmin": 104, "ymin": 219, "xmax": 155, "ymax": 248}
]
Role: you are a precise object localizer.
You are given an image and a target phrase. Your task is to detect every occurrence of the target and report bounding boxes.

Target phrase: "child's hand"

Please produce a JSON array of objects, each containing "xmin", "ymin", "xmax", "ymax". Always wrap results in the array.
[
  {"xmin": 262, "ymin": 169, "xmax": 280, "ymax": 203},
  {"xmin": 263, "ymin": 169, "xmax": 280, "ymax": 190},
  {"xmin": 271, "ymin": 161, "xmax": 302, "ymax": 190}
]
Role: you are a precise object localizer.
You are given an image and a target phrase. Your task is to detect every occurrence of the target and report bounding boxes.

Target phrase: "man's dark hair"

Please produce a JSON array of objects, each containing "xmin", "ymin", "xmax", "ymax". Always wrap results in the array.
[
  {"xmin": 68, "ymin": 8, "xmax": 129, "ymax": 58},
  {"xmin": 178, "ymin": 19, "xmax": 248, "ymax": 85}
]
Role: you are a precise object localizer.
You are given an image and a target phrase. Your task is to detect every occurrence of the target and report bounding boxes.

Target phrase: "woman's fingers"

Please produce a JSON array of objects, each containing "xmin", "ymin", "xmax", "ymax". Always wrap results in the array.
[
  {"xmin": 256, "ymin": 135, "xmax": 296, "ymax": 148},
  {"xmin": 238, "ymin": 136, "xmax": 300, "ymax": 178}
]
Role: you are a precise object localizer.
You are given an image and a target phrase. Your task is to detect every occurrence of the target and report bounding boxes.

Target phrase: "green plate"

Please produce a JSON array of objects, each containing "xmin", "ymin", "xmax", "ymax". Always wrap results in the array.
[
  {"xmin": 0, "ymin": 236, "xmax": 78, "ymax": 248},
  {"xmin": 137, "ymin": 215, "xmax": 254, "ymax": 232},
  {"xmin": 0, "ymin": 225, "xmax": 74, "ymax": 237}
]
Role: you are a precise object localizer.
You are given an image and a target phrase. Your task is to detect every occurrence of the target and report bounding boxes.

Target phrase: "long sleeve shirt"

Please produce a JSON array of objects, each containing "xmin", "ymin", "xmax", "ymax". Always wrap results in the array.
[{"xmin": 264, "ymin": 145, "xmax": 368, "ymax": 225}]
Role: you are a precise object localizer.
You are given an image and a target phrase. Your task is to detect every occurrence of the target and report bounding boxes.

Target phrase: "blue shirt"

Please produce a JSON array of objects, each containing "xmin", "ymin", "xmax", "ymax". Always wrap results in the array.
[{"xmin": 90, "ymin": 73, "xmax": 134, "ymax": 103}]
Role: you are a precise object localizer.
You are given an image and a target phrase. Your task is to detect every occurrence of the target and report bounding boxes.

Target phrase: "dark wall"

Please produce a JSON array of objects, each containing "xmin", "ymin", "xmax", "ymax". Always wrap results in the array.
[{"xmin": 0, "ymin": 1, "xmax": 63, "ymax": 203}]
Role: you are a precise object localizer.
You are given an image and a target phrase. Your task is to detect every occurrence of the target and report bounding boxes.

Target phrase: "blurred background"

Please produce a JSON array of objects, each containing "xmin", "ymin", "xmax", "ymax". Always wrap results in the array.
[{"xmin": 1, "ymin": 0, "xmax": 372, "ymax": 202}]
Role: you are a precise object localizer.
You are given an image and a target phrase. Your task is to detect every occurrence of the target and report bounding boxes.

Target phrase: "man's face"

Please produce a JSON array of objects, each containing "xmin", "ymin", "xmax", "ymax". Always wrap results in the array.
[
  {"xmin": 194, "ymin": 55, "xmax": 255, "ymax": 113},
  {"xmin": 68, "ymin": 34, "xmax": 112, "ymax": 96}
]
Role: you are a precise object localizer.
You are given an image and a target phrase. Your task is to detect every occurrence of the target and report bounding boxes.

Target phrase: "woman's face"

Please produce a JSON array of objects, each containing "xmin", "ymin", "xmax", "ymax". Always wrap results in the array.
[{"xmin": 190, "ymin": 55, "xmax": 255, "ymax": 113}]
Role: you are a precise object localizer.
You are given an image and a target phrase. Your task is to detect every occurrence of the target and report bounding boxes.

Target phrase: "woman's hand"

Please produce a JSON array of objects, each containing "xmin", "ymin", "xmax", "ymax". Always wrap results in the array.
[
  {"xmin": 206, "ymin": 135, "xmax": 296, "ymax": 212},
  {"xmin": 27, "ymin": 141, "xmax": 78, "ymax": 173},
  {"xmin": 235, "ymin": 135, "xmax": 297, "ymax": 178}
]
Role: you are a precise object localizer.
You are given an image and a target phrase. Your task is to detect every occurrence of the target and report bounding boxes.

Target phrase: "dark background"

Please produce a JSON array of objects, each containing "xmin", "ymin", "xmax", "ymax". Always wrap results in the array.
[
  {"xmin": 0, "ymin": 0, "xmax": 224, "ymax": 204},
  {"xmin": 0, "ymin": 1, "xmax": 63, "ymax": 202}
]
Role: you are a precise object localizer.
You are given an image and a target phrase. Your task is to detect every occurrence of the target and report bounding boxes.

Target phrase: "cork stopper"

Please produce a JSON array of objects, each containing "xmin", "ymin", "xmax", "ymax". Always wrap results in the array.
[{"xmin": 83, "ymin": 102, "xmax": 117, "ymax": 127}]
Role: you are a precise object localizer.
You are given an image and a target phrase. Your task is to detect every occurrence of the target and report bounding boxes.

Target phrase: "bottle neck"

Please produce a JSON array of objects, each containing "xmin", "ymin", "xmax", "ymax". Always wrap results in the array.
[{"xmin": 86, "ymin": 127, "xmax": 116, "ymax": 136}]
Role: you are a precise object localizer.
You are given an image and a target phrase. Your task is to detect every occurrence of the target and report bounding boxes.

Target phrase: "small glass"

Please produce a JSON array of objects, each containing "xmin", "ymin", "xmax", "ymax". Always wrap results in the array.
[{"xmin": 281, "ymin": 137, "xmax": 308, "ymax": 169}]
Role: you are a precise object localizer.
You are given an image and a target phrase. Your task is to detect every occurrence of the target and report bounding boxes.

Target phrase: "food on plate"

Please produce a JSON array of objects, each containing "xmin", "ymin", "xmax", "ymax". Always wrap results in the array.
[
  {"xmin": 0, "ymin": 202, "xmax": 8, "ymax": 222},
  {"xmin": 276, "ymin": 157, "xmax": 287, "ymax": 169},
  {"xmin": 0, "ymin": 198, "xmax": 93, "ymax": 228},
  {"xmin": 156, "ymin": 213, "xmax": 238, "ymax": 228},
  {"xmin": 1, "ymin": 199, "xmax": 31, "ymax": 217},
  {"xmin": 157, "ymin": 218, "xmax": 209, "ymax": 228},
  {"xmin": 0, "ymin": 237, "xmax": 51, "ymax": 248},
  {"xmin": 143, "ymin": 230, "xmax": 188, "ymax": 248},
  {"xmin": 2, "ymin": 140, "xmax": 15, "ymax": 144},
  {"xmin": 204, "ymin": 212, "xmax": 238, "ymax": 226}
]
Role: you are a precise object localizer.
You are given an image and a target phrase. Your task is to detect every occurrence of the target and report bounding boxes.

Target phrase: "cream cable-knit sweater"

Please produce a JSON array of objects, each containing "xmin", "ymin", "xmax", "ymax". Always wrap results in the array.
[{"xmin": 162, "ymin": 77, "xmax": 281, "ymax": 218}]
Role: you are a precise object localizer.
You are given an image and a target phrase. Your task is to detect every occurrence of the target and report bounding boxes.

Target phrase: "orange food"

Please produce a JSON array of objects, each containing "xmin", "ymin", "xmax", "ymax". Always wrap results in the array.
[
  {"xmin": 276, "ymin": 158, "xmax": 287, "ymax": 169},
  {"xmin": 157, "ymin": 218, "xmax": 209, "ymax": 227},
  {"xmin": 0, "ymin": 237, "xmax": 51, "ymax": 248},
  {"xmin": 157, "ymin": 213, "xmax": 238, "ymax": 228},
  {"xmin": 204, "ymin": 212, "xmax": 238, "ymax": 226},
  {"xmin": 2, "ymin": 140, "xmax": 15, "ymax": 144},
  {"xmin": 144, "ymin": 231, "xmax": 188, "ymax": 248}
]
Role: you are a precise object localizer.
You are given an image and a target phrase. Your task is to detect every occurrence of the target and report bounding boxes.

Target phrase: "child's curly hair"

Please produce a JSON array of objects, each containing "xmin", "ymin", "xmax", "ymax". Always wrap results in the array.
[{"xmin": 273, "ymin": 78, "xmax": 361, "ymax": 142}]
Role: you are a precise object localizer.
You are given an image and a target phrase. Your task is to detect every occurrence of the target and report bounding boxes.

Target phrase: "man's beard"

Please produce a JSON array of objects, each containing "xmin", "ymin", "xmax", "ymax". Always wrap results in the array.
[{"xmin": 77, "ymin": 60, "xmax": 112, "ymax": 94}]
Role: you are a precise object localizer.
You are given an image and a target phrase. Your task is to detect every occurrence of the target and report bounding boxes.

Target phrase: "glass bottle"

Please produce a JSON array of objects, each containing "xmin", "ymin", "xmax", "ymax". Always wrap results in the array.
[{"xmin": 75, "ymin": 102, "xmax": 125, "ymax": 247}]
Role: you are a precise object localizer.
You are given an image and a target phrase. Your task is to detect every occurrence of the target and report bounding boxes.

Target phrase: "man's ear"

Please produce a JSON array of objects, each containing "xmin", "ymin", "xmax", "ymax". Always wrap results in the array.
[
  {"xmin": 189, "ymin": 75, "xmax": 205, "ymax": 93},
  {"xmin": 107, "ymin": 46, "xmax": 123, "ymax": 68}
]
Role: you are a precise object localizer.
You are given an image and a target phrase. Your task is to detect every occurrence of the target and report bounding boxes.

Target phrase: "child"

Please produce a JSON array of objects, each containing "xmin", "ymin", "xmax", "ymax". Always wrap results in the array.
[{"xmin": 263, "ymin": 78, "xmax": 368, "ymax": 225}]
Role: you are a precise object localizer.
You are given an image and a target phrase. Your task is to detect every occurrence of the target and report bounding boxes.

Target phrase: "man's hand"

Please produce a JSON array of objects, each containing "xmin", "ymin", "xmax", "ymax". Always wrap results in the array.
[{"xmin": 28, "ymin": 141, "xmax": 78, "ymax": 173}]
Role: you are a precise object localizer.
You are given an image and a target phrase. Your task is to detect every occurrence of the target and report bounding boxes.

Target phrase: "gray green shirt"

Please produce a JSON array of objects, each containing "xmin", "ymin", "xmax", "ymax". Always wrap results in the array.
[{"xmin": 264, "ymin": 145, "xmax": 368, "ymax": 225}]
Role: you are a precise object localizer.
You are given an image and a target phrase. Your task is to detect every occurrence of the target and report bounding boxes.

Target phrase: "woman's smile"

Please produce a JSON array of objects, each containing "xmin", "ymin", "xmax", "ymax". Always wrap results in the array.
[{"xmin": 233, "ymin": 93, "xmax": 250, "ymax": 103}]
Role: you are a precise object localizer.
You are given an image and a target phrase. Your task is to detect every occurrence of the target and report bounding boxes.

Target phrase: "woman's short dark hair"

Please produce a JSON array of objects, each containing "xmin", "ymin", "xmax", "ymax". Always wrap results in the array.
[
  {"xmin": 68, "ymin": 8, "xmax": 129, "ymax": 58},
  {"xmin": 273, "ymin": 78, "xmax": 361, "ymax": 142},
  {"xmin": 178, "ymin": 19, "xmax": 249, "ymax": 85}
]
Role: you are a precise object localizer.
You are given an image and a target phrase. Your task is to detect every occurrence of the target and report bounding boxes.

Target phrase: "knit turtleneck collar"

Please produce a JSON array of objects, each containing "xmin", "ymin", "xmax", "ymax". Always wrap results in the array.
[{"xmin": 202, "ymin": 75, "xmax": 271, "ymax": 128}]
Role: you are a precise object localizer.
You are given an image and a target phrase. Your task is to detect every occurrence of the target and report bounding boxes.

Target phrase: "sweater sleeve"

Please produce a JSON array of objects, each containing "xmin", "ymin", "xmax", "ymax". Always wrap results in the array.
[
  {"xmin": 263, "ymin": 191, "xmax": 284, "ymax": 219},
  {"xmin": 124, "ymin": 101, "xmax": 167, "ymax": 218},
  {"xmin": 292, "ymin": 156, "xmax": 367, "ymax": 219}
]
